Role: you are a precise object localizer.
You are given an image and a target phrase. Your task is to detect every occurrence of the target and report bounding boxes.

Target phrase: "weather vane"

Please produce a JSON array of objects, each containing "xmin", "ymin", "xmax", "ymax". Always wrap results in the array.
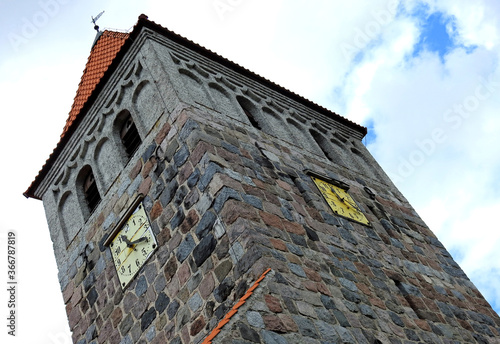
[{"xmin": 91, "ymin": 11, "xmax": 105, "ymax": 32}]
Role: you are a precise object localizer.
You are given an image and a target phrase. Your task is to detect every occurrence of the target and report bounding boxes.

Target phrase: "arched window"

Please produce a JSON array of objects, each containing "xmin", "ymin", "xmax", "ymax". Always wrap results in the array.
[
  {"xmin": 310, "ymin": 129, "xmax": 347, "ymax": 167},
  {"xmin": 83, "ymin": 169, "xmax": 101, "ymax": 213},
  {"xmin": 120, "ymin": 113, "xmax": 141, "ymax": 158},
  {"xmin": 237, "ymin": 96, "xmax": 262, "ymax": 130}
]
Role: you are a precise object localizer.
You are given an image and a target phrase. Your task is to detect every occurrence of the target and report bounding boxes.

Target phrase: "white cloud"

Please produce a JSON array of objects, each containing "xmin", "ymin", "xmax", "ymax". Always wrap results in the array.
[
  {"xmin": 433, "ymin": 0, "xmax": 500, "ymax": 49},
  {"xmin": 345, "ymin": 1, "xmax": 500, "ymax": 316}
]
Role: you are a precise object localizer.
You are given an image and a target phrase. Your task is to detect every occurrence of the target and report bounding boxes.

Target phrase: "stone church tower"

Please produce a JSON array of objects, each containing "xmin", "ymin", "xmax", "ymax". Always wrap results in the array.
[{"xmin": 25, "ymin": 15, "xmax": 500, "ymax": 344}]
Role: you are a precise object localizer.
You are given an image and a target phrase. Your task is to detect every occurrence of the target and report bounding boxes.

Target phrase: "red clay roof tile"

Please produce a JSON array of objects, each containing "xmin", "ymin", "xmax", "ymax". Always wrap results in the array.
[{"xmin": 61, "ymin": 30, "xmax": 128, "ymax": 138}]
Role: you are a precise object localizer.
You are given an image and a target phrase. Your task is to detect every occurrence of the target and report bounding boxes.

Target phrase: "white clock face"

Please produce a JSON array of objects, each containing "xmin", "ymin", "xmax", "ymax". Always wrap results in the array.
[{"xmin": 110, "ymin": 203, "xmax": 157, "ymax": 289}]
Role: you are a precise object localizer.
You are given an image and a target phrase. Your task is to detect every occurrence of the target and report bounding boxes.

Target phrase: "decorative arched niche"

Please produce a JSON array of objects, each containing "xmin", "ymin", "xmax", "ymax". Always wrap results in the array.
[
  {"xmin": 178, "ymin": 68, "xmax": 214, "ymax": 108},
  {"xmin": 132, "ymin": 80, "xmax": 162, "ymax": 130},
  {"xmin": 58, "ymin": 190, "xmax": 82, "ymax": 246},
  {"xmin": 208, "ymin": 82, "xmax": 242, "ymax": 121},
  {"xmin": 286, "ymin": 117, "xmax": 317, "ymax": 153},
  {"xmin": 94, "ymin": 137, "xmax": 123, "ymax": 193},
  {"xmin": 261, "ymin": 107, "xmax": 291, "ymax": 141}
]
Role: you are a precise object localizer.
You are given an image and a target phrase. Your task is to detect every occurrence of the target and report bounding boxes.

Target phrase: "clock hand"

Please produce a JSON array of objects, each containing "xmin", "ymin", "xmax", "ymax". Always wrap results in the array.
[
  {"xmin": 330, "ymin": 186, "xmax": 345, "ymax": 203},
  {"xmin": 129, "ymin": 236, "xmax": 148, "ymax": 245},
  {"xmin": 121, "ymin": 234, "xmax": 148, "ymax": 248},
  {"xmin": 329, "ymin": 186, "xmax": 361, "ymax": 211},
  {"xmin": 121, "ymin": 235, "xmax": 133, "ymax": 247},
  {"xmin": 342, "ymin": 198, "xmax": 361, "ymax": 211}
]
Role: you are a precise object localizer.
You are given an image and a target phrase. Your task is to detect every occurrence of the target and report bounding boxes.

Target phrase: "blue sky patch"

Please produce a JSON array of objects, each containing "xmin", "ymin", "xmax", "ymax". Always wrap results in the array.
[
  {"xmin": 412, "ymin": 9, "xmax": 457, "ymax": 61},
  {"xmin": 363, "ymin": 118, "xmax": 377, "ymax": 146}
]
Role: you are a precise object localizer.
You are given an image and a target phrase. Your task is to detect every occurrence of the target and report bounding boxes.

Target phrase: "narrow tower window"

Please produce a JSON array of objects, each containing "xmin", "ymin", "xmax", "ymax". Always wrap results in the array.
[
  {"xmin": 310, "ymin": 129, "xmax": 334, "ymax": 160},
  {"xmin": 120, "ymin": 114, "xmax": 141, "ymax": 157},
  {"xmin": 237, "ymin": 96, "xmax": 262, "ymax": 130},
  {"xmin": 84, "ymin": 170, "xmax": 101, "ymax": 213}
]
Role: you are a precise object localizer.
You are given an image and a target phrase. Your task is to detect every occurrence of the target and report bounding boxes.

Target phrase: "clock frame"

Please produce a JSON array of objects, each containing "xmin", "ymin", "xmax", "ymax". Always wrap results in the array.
[
  {"xmin": 309, "ymin": 172, "xmax": 370, "ymax": 226},
  {"xmin": 104, "ymin": 194, "xmax": 158, "ymax": 289}
]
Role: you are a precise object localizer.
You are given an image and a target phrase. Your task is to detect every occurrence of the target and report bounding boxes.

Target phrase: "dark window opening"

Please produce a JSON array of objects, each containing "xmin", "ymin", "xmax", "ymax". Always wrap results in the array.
[
  {"xmin": 311, "ymin": 130, "xmax": 332, "ymax": 160},
  {"xmin": 84, "ymin": 171, "xmax": 101, "ymax": 213},
  {"xmin": 237, "ymin": 96, "xmax": 261, "ymax": 130},
  {"xmin": 243, "ymin": 107, "xmax": 261, "ymax": 129},
  {"xmin": 120, "ymin": 115, "xmax": 141, "ymax": 157}
]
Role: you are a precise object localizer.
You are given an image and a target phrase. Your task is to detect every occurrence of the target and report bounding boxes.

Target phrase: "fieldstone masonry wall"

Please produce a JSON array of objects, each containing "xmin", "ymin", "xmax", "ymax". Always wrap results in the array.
[
  {"xmin": 34, "ymin": 24, "xmax": 500, "ymax": 344},
  {"xmin": 60, "ymin": 103, "xmax": 500, "ymax": 344}
]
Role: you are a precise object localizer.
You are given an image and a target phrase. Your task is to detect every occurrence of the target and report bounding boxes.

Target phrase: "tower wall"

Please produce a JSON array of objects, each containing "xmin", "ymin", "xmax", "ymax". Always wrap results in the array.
[{"xmin": 33, "ymin": 25, "xmax": 500, "ymax": 344}]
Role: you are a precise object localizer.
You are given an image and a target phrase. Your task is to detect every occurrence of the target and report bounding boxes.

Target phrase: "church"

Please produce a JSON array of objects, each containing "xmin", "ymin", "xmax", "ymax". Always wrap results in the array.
[{"xmin": 25, "ymin": 15, "xmax": 500, "ymax": 343}]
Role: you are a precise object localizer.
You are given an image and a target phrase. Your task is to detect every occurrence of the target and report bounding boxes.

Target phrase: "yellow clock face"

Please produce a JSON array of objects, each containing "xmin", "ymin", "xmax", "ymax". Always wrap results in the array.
[
  {"xmin": 110, "ymin": 203, "xmax": 157, "ymax": 289},
  {"xmin": 311, "ymin": 176, "xmax": 370, "ymax": 226}
]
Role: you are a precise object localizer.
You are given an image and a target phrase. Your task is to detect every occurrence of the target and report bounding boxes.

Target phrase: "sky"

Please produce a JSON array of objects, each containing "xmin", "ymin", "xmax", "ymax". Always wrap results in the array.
[{"xmin": 1, "ymin": 0, "xmax": 500, "ymax": 343}]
